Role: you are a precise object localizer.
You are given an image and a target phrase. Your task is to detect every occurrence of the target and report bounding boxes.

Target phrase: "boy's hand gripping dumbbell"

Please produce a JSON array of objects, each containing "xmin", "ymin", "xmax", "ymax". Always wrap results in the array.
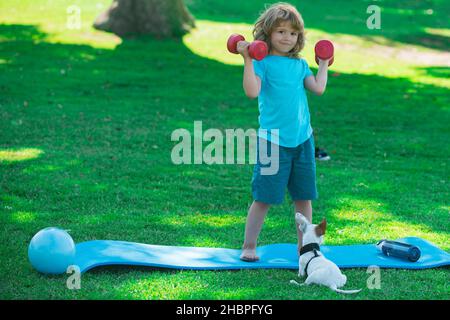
[
  {"xmin": 227, "ymin": 34, "xmax": 268, "ymax": 61},
  {"xmin": 315, "ymin": 39, "xmax": 334, "ymax": 66}
]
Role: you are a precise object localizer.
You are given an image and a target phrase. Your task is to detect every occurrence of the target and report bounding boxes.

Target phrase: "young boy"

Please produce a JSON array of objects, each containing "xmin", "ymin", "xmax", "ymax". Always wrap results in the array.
[{"xmin": 236, "ymin": 3, "xmax": 330, "ymax": 261}]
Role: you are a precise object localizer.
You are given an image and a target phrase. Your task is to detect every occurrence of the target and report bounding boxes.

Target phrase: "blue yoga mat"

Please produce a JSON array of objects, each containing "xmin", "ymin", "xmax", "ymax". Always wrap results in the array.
[{"xmin": 73, "ymin": 237, "xmax": 450, "ymax": 273}]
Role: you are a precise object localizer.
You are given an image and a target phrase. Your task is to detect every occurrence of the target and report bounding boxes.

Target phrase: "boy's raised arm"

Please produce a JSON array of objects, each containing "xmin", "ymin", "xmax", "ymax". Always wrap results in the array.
[
  {"xmin": 237, "ymin": 41, "xmax": 261, "ymax": 99},
  {"xmin": 242, "ymin": 57, "xmax": 261, "ymax": 99},
  {"xmin": 304, "ymin": 59, "xmax": 329, "ymax": 96}
]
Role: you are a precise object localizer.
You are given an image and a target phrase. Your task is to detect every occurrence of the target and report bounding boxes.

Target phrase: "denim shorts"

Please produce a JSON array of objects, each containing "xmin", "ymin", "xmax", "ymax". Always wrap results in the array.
[{"xmin": 251, "ymin": 135, "xmax": 318, "ymax": 205}]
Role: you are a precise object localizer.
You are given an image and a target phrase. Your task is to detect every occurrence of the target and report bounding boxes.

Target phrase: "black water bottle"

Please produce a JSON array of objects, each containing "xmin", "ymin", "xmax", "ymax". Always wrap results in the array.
[{"xmin": 376, "ymin": 240, "xmax": 421, "ymax": 262}]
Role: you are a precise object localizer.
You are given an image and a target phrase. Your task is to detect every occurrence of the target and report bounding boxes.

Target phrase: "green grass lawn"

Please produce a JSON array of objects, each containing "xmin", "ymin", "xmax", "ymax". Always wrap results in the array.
[{"xmin": 0, "ymin": 0, "xmax": 449, "ymax": 300}]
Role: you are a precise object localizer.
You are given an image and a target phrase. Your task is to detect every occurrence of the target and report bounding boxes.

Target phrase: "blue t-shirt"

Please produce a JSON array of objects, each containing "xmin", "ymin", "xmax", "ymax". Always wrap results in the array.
[{"xmin": 253, "ymin": 55, "xmax": 313, "ymax": 147}]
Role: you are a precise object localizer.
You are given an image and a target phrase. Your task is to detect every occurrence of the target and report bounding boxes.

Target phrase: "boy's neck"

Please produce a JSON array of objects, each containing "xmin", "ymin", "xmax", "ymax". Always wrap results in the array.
[{"xmin": 269, "ymin": 49, "xmax": 289, "ymax": 57}]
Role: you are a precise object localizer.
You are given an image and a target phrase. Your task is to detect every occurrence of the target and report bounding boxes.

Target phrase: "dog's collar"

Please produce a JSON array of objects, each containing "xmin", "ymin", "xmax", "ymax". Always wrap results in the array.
[{"xmin": 300, "ymin": 243, "xmax": 320, "ymax": 256}]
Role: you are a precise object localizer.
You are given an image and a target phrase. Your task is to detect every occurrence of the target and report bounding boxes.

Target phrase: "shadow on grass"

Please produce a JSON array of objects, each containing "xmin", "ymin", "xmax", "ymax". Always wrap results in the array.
[
  {"xmin": 0, "ymin": 24, "xmax": 47, "ymax": 41},
  {"xmin": 417, "ymin": 66, "xmax": 450, "ymax": 78},
  {"xmin": 0, "ymin": 24, "xmax": 449, "ymax": 262}
]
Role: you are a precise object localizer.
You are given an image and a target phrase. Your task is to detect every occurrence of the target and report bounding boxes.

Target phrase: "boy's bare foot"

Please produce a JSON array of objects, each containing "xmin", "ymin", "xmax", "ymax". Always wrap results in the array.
[{"xmin": 240, "ymin": 246, "xmax": 259, "ymax": 262}]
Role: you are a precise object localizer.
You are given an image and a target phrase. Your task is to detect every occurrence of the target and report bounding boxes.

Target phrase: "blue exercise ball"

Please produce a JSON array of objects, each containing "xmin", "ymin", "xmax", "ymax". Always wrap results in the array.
[{"xmin": 28, "ymin": 227, "xmax": 76, "ymax": 275}]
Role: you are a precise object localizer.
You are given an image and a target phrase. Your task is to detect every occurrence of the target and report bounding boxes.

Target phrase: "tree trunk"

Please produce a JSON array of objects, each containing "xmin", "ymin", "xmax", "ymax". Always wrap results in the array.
[{"xmin": 93, "ymin": 0, "xmax": 195, "ymax": 38}]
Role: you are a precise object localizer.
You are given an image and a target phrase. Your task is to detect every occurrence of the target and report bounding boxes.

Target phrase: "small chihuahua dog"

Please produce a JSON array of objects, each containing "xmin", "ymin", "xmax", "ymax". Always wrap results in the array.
[{"xmin": 290, "ymin": 212, "xmax": 361, "ymax": 294}]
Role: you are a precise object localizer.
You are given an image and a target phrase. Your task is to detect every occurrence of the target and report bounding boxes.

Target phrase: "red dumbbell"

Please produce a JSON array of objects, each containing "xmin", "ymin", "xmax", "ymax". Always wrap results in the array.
[
  {"xmin": 315, "ymin": 40, "xmax": 334, "ymax": 66},
  {"xmin": 227, "ymin": 34, "xmax": 268, "ymax": 61}
]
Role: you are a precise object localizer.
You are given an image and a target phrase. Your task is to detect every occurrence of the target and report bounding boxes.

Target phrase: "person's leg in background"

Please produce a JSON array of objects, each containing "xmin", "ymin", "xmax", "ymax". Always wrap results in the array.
[{"xmin": 313, "ymin": 133, "xmax": 331, "ymax": 161}]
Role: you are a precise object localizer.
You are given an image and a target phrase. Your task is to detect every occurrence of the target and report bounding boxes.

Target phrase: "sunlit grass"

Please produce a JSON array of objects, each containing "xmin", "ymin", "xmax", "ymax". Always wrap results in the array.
[
  {"xmin": 183, "ymin": 20, "xmax": 254, "ymax": 66},
  {"xmin": 158, "ymin": 212, "xmax": 243, "ymax": 228},
  {"xmin": 22, "ymin": 164, "xmax": 63, "ymax": 173},
  {"xmin": 0, "ymin": 148, "xmax": 44, "ymax": 163},
  {"xmin": 425, "ymin": 27, "xmax": 450, "ymax": 37},
  {"xmin": 0, "ymin": 0, "xmax": 120, "ymax": 49},
  {"xmin": 10, "ymin": 211, "xmax": 37, "ymax": 223},
  {"xmin": 326, "ymin": 197, "xmax": 449, "ymax": 248}
]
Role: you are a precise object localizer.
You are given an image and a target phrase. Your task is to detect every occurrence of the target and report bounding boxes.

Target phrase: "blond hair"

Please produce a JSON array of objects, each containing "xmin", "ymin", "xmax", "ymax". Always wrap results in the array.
[{"xmin": 253, "ymin": 2, "xmax": 305, "ymax": 58}]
